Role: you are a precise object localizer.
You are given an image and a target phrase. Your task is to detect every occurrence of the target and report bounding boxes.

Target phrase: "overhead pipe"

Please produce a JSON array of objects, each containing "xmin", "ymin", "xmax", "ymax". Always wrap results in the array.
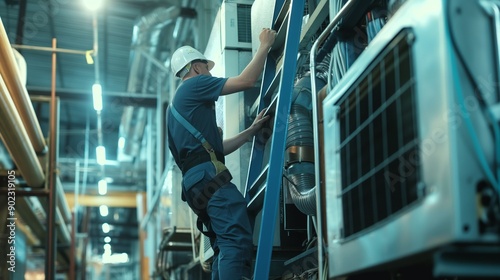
[
  {"xmin": 0, "ymin": 75, "xmax": 45, "ymax": 187},
  {"xmin": 0, "ymin": 19, "xmax": 47, "ymax": 154},
  {"xmin": 17, "ymin": 197, "xmax": 70, "ymax": 267},
  {"xmin": 56, "ymin": 176, "xmax": 72, "ymax": 224}
]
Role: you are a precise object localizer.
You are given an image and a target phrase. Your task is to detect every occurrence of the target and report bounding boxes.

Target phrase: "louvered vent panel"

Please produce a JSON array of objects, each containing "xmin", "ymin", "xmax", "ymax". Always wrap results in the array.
[
  {"xmin": 237, "ymin": 4, "xmax": 252, "ymax": 43},
  {"xmin": 337, "ymin": 30, "xmax": 422, "ymax": 238}
]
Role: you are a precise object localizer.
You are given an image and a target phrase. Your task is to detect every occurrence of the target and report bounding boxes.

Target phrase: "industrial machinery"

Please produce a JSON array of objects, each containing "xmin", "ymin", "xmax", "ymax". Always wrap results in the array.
[{"xmin": 323, "ymin": 0, "xmax": 500, "ymax": 278}]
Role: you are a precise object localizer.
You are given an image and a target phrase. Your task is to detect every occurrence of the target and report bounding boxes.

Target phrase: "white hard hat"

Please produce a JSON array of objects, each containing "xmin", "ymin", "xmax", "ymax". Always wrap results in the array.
[{"xmin": 170, "ymin": 46, "xmax": 215, "ymax": 77}]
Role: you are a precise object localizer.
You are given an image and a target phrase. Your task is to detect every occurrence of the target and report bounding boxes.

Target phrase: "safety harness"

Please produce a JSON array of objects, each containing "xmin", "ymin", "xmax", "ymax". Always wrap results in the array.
[{"xmin": 170, "ymin": 105, "xmax": 232, "ymax": 239}]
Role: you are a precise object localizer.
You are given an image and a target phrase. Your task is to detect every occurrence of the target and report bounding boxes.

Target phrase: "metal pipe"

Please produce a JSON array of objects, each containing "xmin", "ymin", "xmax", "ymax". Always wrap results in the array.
[
  {"xmin": 45, "ymin": 37, "xmax": 58, "ymax": 280},
  {"xmin": 14, "ymin": 0, "xmax": 27, "ymax": 45},
  {"xmin": 55, "ymin": 207, "xmax": 70, "ymax": 245},
  {"xmin": 56, "ymin": 176, "xmax": 71, "ymax": 224},
  {"xmin": 69, "ymin": 211, "xmax": 76, "ymax": 280},
  {"xmin": 0, "ymin": 188, "xmax": 48, "ymax": 196},
  {"xmin": 17, "ymin": 197, "xmax": 46, "ymax": 242},
  {"xmin": 0, "ymin": 19, "xmax": 47, "ymax": 154},
  {"xmin": 11, "ymin": 44, "xmax": 91, "ymax": 55},
  {"xmin": 92, "ymin": 12, "xmax": 100, "ymax": 83},
  {"xmin": 0, "ymin": 75, "xmax": 45, "ymax": 188}
]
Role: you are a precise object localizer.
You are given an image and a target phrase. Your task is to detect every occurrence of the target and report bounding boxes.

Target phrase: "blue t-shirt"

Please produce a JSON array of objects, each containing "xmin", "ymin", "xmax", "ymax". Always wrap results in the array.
[{"xmin": 167, "ymin": 75, "xmax": 228, "ymax": 167}]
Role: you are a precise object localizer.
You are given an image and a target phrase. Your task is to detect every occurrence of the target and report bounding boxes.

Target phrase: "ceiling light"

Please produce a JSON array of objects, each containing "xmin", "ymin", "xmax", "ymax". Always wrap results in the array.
[
  {"xmin": 92, "ymin": 83, "xmax": 102, "ymax": 111},
  {"xmin": 102, "ymin": 253, "xmax": 128, "ymax": 264},
  {"xmin": 98, "ymin": 179, "xmax": 107, "ymax": 195},
  {"xmin": 104, "ymin": 236, "xmax": 111, "ymax": 243},
  {"xmin": 96, "ymin": 146, "xmax": 106, "ymax": 165},
  {"xmin": 99, "ymin": 205, "xmax": 108, "ymax": 217},
  {"xmin": 102, "ymin": 223, "xmax": 110, "ymax": 233},
  {"xmin": 82, "ymin": 0, "xmax": 104, "ymax": 11}
]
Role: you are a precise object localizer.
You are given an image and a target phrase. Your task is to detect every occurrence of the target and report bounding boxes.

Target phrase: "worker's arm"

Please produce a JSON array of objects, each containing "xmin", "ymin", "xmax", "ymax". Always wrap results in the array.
[
  {"xmin": 221, "ymin": 28, "xmax": 276, "ymax": 95},
  {"xmin": 223, "ymin": 109, "xmax": 270, "ymax": 155}
]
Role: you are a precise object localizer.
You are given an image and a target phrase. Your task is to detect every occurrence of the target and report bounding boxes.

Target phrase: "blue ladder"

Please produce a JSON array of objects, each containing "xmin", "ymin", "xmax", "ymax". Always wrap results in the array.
[{"xmin": 244, "ymin": 0, "xmax": 306, "ymax": 278}]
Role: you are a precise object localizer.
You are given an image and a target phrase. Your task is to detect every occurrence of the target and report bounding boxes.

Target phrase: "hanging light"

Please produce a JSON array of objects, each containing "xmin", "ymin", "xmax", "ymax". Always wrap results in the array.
[
  {"xmin": 99, "ymin": 205, "xmax": 109, "ymax": 216},
  {"xmin": 96, "ymin": 145, "xmax": 106, "ymax": 165},
  {"xmin": 102, "ymin": 223, "xmax": 110, "ymax": 233},
  {"xmin": 98, "ymin": 179, "xmax": 107, "ymax": 195},
  {"xmin": 92, "ymin": 83, "xmax": 103, "ymax": 111},
  {"xmin": 82, "ymin": 0, "xmax": 104, "ymax": 11}
]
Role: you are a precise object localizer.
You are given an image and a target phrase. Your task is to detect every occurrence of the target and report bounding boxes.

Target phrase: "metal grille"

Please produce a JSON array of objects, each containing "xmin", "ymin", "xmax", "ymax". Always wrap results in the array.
[
  {"xmin": 237, "ymin": 4, "xmax": 252, "ymax": 43},
  {"xmin": 337, "ymin": 30, "xmax": 421, "ymax": 238}
]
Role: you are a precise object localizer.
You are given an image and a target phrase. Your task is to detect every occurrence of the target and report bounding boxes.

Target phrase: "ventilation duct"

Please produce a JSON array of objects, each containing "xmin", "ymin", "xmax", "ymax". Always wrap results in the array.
[
  {"xmin": 285, "ymin": 73, "xmax": 327, "ymax": 216},
  {"xmin": 120, "ymin": 0, "xmax": 197, "ymax": 160},
  {"xmin": 120, "ymin": 5, "xmax": 180, "ymax": 157}
]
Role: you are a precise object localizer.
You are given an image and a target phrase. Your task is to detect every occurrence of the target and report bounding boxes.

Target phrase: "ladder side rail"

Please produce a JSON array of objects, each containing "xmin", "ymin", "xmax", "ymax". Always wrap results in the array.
[
  {"xmin": 245, "ymin": 58, "xmax": 277, "ymax": 197},
  {"xmin": 253, "ymin": 0, "xmax": 306, "ymax": 279}
]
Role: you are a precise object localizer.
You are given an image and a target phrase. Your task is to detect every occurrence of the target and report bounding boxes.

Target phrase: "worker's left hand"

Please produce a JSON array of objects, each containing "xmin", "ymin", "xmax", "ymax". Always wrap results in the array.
[{"xmin": 250, "ymin": 109, "xmax": 271, "ymax": 134}]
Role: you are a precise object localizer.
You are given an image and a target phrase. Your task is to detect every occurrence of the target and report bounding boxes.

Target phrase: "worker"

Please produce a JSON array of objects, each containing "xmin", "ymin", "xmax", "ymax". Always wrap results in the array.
[{"xmin": 167, "ymin": 28, "xmax": 276, "ymax": 280}]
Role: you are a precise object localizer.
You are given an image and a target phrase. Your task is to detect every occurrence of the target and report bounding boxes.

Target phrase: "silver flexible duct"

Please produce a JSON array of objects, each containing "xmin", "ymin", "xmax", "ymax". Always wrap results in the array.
[
  {"xmin": 285, "ymin": 74, "xmax": 326, "ymax": 216},
  {"xmin": 121, "ymin": 5, "xmax": 181, "ymax": 157}
]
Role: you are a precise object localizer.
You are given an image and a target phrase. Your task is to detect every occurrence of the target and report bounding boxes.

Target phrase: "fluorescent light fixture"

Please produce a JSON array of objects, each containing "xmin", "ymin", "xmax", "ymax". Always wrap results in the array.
[
  {"xmin": 92, "ymin": 83, "xmax": 102, "ymax": 111},
  {"xmin": 99, "ymin": 205, "xmax": 108, "ymax": 217},
  {"xmin": 104, "ymin": 236, "xmax": 111, "ymax": 243},
  {"xmin": 102, "ymin": 253, "xmax": 128, "ymax": 264},
  {"xmin": 118, "ymin": 137, "xmax": 125, "ymax": 149},
  {"xmin": 102, "ymin": 223, "xmax": 110, "ymax": 233},
  {"xmin": 82, "ymin": 0, "xmax": 104, "ymax": 11},
  {"xmin": 96, "ymin": 146, "xmax": 106, "ymax": 165},
  {"xmin": 98, "ymin": 179, "xmax": 107, "ymax": 195}
]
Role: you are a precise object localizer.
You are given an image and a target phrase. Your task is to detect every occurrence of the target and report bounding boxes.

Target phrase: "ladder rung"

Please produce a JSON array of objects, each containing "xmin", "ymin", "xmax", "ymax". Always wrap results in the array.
[
  {"xmin": 247, "ymin": 182, "xmax": 267, "ymax": 212},
  {"xmin": 247, "ymin": 164, "xmax": 269, "ymax": 198},
  {"xmin": 262, "ymin": 67, "xmax": 282, "ymax": 101},
  {"xmin": 263, "ymin": 93, "xmax": 278, "ymax": 120},
  {"xmin": 272, "ymin": 0, "xmax": 291, "ymax": 31},
  {"xmin": 248, "ymin": 67, "xmax": 282, "ymax": 117},
  {"xmin": 271, "ymin": 10, "xmax": 289, "ymax": 54}
]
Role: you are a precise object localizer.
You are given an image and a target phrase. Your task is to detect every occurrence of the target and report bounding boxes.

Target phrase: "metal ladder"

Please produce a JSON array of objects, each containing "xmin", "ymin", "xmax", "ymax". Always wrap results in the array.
[{"xmin": 244, "ymin": 0, "xmax": 306, "ymax": 278}]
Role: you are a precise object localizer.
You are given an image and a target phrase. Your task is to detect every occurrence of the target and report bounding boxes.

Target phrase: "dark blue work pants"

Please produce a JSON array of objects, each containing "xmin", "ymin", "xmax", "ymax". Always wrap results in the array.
[{"xmin": 182, "ymin": 162, "xmax": 253, "ymax": 280}]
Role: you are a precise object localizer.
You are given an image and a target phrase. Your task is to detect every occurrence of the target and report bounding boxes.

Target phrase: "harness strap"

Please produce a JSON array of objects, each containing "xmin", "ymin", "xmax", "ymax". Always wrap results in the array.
[
  {"xmin": 170, "ymin": 105, "xmax": 232, "ymax": 239},
  {"xmin": 170, "ymin": 105, "xmax": 228, "ymax": 175}
]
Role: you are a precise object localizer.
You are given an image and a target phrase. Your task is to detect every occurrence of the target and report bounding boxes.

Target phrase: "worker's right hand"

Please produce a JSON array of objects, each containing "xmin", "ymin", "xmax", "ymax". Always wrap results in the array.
[{"xmin": 259, "ymin": 28, "xmax": 277, "ymax": 50}]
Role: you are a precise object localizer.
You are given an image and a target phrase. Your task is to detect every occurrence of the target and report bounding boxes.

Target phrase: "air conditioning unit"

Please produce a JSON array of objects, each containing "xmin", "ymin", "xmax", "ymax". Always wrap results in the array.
[
  {"xmin": 323, "ymin": 0, "xmax": 500, "ymax": 278},
  {"xmin": 220, "ymin": 0, "xmax": 253, "ymax": 50}
]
